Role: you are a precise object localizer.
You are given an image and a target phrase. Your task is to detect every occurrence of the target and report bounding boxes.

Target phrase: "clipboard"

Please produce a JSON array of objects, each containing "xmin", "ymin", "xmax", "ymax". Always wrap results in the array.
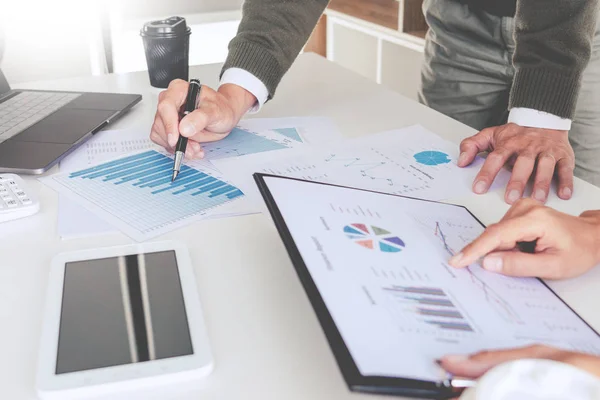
[{"xmin": 253, "ymin": 173, "xmax": 600, "ymax": 399}]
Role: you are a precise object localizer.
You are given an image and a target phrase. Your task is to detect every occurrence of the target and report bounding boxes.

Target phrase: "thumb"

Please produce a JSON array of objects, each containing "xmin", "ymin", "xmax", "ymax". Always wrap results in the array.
[
  {"xmin": 458, "ymin": 127, "xmax": 495, "ymax": 167},
  {"xmin": 179, "ymin": 108, "xmax": 210, "ymax": 138},
  {"xmin": 481, "ymin": 250, "xmax": 562, "ymax": 278}
]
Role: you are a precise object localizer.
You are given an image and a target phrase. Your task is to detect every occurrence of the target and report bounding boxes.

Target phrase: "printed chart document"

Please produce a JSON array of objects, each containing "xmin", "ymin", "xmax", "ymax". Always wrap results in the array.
[
  {"xmin": 257, "ymin": 175, "xmax": 600, "ymax": 387},
  {"xmin": 44, "ymin": 149, "xmax": 246, "ymax": 241},
  {"xmin": 56, "ymin": 117, "xmax": 341, "ymax": 238},
  {"xmin": 214, "ymin": 125, "xmax": 512, "ymax": 213}
]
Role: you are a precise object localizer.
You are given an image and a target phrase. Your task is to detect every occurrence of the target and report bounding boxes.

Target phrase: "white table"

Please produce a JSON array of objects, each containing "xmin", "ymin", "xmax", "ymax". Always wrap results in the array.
[{"xmin": 3, "ymin": 53, "xmax": 600, "ymax": 400}]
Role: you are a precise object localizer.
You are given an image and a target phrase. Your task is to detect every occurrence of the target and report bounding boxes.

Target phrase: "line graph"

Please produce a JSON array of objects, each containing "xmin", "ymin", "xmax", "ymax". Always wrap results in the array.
[
  {"xmin": 433, "ymin": 222, "xmax": 524, "ymax": 324},
  {"xmin": 325, "ymin": 153, "xmax": 395, "ymax": 186}
]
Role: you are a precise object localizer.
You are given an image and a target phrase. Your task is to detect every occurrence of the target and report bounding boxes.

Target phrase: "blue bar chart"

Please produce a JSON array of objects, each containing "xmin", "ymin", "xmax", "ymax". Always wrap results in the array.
[
  {"xmin": 202, "ymin": 127, "xmax": 287, "ymax": 159},
  {"xmin": 48, "ymin": 150, "xmax": 244, "ymax": 240}
]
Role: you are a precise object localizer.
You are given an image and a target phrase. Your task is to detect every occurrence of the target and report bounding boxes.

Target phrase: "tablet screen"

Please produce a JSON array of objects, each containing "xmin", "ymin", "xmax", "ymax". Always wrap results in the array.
[{"xmin": 56, "ymin": 251, "xmax": 193, "ymax": 374}]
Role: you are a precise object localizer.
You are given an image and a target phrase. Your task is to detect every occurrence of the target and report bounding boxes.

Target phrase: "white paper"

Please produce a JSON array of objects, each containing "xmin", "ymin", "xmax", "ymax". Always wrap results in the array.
[
  {"xmin": 55, "ymin": 117, "xmax": 341, "ymax": 239},
  {"xmin": 213, "ymin": 125, "xmax": 512, "ymax": 213},
  {"xmin": 45, "ymin": 149, "xmax": 251, "ymax": 242},
  {"xmin": 262, "ymin": 176, "xmax": 600, "ymax": 382}
]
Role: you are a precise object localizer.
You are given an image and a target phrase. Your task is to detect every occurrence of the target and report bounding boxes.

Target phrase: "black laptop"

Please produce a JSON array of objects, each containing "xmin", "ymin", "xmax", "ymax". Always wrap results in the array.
[{"xmin": 0, "ymin": 68, "xmax": 141, "ymax": 174}]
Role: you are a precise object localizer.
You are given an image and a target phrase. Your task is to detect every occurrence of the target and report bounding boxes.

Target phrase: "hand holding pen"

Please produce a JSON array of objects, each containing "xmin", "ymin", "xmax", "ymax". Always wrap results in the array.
[
  {"xmin": 172, "ymin": 79, "xmax": 202, "ymax": 181},
  {"xmin": 150, "ymin": 79, "xmax": 260, "ymax": 176}
]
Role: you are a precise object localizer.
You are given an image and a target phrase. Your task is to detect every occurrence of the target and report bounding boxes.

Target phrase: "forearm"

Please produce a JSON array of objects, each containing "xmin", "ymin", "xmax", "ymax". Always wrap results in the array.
[
  {"xmin": 509, "ymin": 0, "xmax": 600, "ymax": 118},
  {"xmin": 221, "ymin": 0, "xmax": 329, "ymax": 99}
]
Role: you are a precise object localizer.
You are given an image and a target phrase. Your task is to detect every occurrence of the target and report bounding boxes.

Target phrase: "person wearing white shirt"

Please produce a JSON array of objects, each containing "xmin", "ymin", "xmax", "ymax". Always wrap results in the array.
[{"xmin": 149, "ymin": 0, "xmax": 600, "ymax": 205}]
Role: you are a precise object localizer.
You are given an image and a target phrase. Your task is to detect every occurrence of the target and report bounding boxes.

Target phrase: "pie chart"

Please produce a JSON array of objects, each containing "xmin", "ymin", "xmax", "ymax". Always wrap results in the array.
[
  {"xmin": 343, "ymin": 223, "xmax": 405, "ymax": 253},
  {"xmin": 413, "ymin": 150, "xmax": 451, "ymax": 166}
]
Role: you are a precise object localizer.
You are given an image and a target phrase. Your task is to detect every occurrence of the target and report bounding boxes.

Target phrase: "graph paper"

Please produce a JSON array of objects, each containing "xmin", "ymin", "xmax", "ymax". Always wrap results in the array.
[{"xmin": 44, "ymin": 150, "xmax": 244, "ymax": 241}]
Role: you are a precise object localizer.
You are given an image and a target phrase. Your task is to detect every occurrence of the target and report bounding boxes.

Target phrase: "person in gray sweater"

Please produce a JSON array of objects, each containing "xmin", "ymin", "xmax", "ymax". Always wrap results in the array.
[{"xmin": 150, "ymin": 0, "xmax": 600, "ymax": 204}]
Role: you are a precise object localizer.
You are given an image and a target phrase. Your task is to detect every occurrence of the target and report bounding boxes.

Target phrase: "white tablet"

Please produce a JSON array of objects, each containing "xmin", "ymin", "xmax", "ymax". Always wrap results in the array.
[{"xmin": 36, "ymin": 241, "xmax": 213, "ymax": 400}]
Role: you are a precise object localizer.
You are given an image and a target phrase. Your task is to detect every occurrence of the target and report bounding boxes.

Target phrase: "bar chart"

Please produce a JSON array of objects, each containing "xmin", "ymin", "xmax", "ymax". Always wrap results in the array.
[
  {"xmin": 202, "ymin": 127, "xmax": 288, "ymax": 159},
  {"xmin": 47, "ymin": 150, "xmax": 244, "ymax": 240},
  {"xmin": 383, "ymin": 285, "xmax": 475, "ymax": 334}
]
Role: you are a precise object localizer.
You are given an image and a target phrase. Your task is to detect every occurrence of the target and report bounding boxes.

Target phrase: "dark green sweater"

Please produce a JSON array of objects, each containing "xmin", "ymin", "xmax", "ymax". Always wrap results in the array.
[{"xmin": 222, "ymin": 0, "xmax": 599, "ymax": 119}]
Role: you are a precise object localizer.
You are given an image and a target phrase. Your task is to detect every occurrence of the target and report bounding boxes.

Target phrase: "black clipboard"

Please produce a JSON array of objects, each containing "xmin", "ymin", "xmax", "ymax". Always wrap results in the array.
[
  {"xmin": 254, "ymin": 173, "xmax": 463, "ymax": 399},
  {"xmin": 253, "ymin": 173, "xmax": 600, "ymax": 399}
]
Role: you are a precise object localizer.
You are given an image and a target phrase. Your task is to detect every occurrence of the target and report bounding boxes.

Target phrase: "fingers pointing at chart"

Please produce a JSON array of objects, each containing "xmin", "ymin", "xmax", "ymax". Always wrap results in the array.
[{"xmin": 448, "ymin": 198, "xmax": 600, "ymax": 279}]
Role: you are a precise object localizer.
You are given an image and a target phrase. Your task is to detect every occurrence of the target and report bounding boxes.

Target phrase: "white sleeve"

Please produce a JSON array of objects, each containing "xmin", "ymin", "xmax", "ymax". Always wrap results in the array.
[
  {"xmin": 508, "ymin": 108, "xmax": 572, "ymax": 131},
  {"xmin": 219, "ymin": 68, "xmax": 269, "ymax": 114}
]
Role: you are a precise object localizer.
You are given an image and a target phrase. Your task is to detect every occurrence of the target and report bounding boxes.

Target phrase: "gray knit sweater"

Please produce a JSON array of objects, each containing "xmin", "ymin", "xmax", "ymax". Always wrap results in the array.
[{"xmin": 222, "ymin": 0, "xmax": 599, "ymax": 119}]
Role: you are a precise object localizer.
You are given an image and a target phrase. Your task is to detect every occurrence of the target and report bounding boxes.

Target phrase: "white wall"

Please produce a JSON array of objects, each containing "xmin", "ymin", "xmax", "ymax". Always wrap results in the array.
[
  {"xmin": 0, "ymin": 0, "xmax": 106, "ymax": 83},
  {"xmin": 0, "ymin": 0, "xmax": 245, "ymax": 84}
]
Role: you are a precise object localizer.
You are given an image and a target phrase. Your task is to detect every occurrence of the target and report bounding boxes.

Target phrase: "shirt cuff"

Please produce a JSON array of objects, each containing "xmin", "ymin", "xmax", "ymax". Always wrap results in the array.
[
  {"xmin": 508, "ymin": 108, "xmax": 572, "ymax": 131},
  {"xmin": 219, "ymin": 67, "xmax": 269, "ymax": 114}
]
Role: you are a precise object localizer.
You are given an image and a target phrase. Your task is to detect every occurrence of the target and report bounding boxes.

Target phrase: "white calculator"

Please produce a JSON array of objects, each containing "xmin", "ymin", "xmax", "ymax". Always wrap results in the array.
[{"xmin": 0, "ymin": 174, "xmax": 40, "ymax": 223}]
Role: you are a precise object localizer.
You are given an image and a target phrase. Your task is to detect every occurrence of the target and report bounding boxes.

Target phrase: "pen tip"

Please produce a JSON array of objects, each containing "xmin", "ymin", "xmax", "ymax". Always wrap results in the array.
[{"xmin": 171, "ymin": 171, "xmax": 178, "ymax": 182}]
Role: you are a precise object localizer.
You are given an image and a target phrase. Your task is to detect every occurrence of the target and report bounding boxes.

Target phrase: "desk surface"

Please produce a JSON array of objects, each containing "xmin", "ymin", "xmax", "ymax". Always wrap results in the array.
[{"xmin": 4, "ymin": 53, "xmax": 600, "ymax": 400}]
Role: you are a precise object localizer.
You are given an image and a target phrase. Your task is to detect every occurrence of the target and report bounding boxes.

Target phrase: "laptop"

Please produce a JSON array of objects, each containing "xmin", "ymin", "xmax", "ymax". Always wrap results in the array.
[{"xmin": 0, "ymin": 68, "xmax": 142, "ymax": 174}]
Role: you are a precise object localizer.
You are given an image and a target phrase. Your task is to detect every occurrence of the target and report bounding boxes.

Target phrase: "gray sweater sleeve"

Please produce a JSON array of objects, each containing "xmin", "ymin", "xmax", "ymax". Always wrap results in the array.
[
  {"xmin": 510, "ymin": 0, "xmax": 600, "ymax": 119},
  {"xmin": 221, "ymin": 0, "xmax": 329, "ymax": 99}
]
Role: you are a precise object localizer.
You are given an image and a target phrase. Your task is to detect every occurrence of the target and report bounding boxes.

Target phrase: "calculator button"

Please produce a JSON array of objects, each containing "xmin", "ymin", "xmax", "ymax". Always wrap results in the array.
[
  {"xmin": 5, "ymin": 199, "xmax": 17, "ymax": 207},
  {"xmin": 0, "ymin": 187, "xmax": 7, "ymax": 194},
  {"xmin": 20, "ymin": 197, "xmax": 32, "ymax": 205},
  {"xmin": 13, "ymin": 190, "xmax": 26, "ymax": 197},
  {"xmin": 1, "ymin": 194, "xmax": 12, "ymax": 201},
  {"xmin": 7, "ymin": 180, "xmax": 17, "ymax": 187}
]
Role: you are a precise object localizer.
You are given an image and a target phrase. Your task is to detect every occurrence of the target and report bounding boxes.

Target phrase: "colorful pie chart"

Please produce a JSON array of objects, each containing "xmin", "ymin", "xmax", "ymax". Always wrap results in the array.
[{"xmin": 343, "ymin": 223, "xmax": 405, "ymax": 253}]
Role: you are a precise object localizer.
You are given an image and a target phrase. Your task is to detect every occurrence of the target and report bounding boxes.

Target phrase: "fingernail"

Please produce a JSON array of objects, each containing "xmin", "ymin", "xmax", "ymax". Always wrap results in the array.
[
  {"xmin": 167, "ymin": 133, "xmax": 177, "ymax": 147},
  {"xmin": 483, "ymin": 256, "xmax": 503, "ymax": 273},
  {"xmin": 180, "ymin": 122, "xmax": 195, "ymax": 137},
  {"xmin": 442, "ymin": 355, "xmax": 469, "ymax": 364},
  {"xmin": 458, "ymin": 152, "xmax": 468, "ymax": 166},
  {"xmin": 448, "ymin": 252, "xmax": 463, "ymax": 266},
  {"xmin": 474, "ymin": 181, "xmax": 488, "ymax": 194},
  {"xmin": 562, "ymin": 187, "xmax": 572, "ymax": 198},
  {"xmin": 534, "ymin": 189, "xmax": 546, "ymax": 202},
  {"xmin": 507, "ymin": 189, "xmax": 521, "ymax": 203}
]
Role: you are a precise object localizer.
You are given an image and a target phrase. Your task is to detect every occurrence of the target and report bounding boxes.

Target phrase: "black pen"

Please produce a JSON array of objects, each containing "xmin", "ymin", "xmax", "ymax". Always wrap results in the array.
[{"xmin": 172, "ymin": 79, "xmax": 202, "ymax": 181}]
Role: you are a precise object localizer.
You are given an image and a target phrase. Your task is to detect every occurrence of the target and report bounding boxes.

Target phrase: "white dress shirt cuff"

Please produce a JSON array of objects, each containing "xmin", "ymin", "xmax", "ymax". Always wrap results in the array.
[
  {"xmin": 219, "ymin": 68, "xmax": 269, "ymax": 114},
  {"xmin": 508, "ymin": 108, "xmax": 572, "ymax": 131}
]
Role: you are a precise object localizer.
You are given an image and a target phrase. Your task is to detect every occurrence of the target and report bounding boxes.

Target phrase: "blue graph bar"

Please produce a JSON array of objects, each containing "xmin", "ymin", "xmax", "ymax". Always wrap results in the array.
[
  {"xmin": 226, "ymin": 190, "xmax": 244, "ymax": 199},
  {"xmin": 58, "ymin": 150, "xmax": 245, "ymax": 236},
  {"xmin": 208, "ymin": 185, "xmax": 237, "ymax": 198},
  {"xmin": 150, "ymin": 171, "xmax": 205, "ymax": 194},
  {"xmin": 107, "ymin": 158, "xmax": 172, "ymax": 182},
  {"xmin": 81, "ymin": 153, "xmax": 164, "ymax": 179},
  {"xmin": 171, "ymin": 177, "xmax": 215, "ymax": 195},
  {"xmin": 202, "ymin": 127, "xmax": 287, "ymax": 159},
  {"xmin": 69, "ymin": 151, "xmax": 157, "ymax": 178},
  {"xmin": 191, "ymin": 181, "xmax": 226, "ymax": 196}
]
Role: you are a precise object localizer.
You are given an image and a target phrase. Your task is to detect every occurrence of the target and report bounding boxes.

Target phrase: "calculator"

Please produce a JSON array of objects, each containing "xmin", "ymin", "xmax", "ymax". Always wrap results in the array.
[{"xmin": 0, "ymin": 174, "xmax": 40, "ymax": 223}]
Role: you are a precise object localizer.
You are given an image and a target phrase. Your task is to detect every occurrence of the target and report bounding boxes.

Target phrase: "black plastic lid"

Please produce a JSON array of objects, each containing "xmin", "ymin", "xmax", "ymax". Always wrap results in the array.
[{"xmin": 140, "ymin": 16, "xmax": 191, "ymax": 38}]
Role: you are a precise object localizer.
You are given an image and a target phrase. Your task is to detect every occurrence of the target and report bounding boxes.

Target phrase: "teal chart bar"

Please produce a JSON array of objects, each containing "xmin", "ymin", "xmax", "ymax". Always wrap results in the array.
[
  {"xmin": 201, "ymin": 127, "xmax": 287, "ymax": 159},
  {"xmin": 54, "ymin": 150, "xmax": 243, "ymax": 239}
]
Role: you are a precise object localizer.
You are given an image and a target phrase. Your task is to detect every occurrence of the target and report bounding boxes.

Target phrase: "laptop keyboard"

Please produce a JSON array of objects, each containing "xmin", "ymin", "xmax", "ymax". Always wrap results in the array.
[{"xmin": 0, "ymin": 91, "xmax": 81, "ymax": 144}]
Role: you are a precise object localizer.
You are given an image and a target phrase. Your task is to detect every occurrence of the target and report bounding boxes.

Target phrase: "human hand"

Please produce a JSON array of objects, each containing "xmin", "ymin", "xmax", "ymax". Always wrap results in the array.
[
  {"xmin": 448, "ymin": 198, "xmax": 600, "ymax": 279},
  {"xmin": 457, "ymin": 123, "xmax": 575, "ymax": 204},
  {"xmin": 150, "ymin": 80, "xmax": 257, "ymax": 159},
  {"xmin": 440, "ymin": 345, "xmax": 600, "ymax": 380}
]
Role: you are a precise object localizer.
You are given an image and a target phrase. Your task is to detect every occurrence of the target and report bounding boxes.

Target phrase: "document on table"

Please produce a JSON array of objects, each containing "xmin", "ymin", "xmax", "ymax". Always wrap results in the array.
[
  {"xmin": 259, "ymin": 176, "xmax": 600, "ymax": 382},
  {"xmin": 55, "ymin": 117, "xmax": 341, "ymax": 238},
  {"xmin": 45, "ymin": 149, "xmax": 248, "ymax": 241},
  {"xmin": 214, "ymin": 124, "xmax": 511, "ymax": 212}
]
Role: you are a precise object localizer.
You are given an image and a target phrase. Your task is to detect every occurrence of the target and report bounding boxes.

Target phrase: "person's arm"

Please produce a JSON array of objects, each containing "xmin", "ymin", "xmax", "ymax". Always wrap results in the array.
[
  {"xmin": 221, "ymin": 0, "xmax": 330, "ymax": 101},
  {"xmin": 457, "ymin": 1, "xmax": 600, "ymax": 204},
  {"xmin": 150, "ymin": 0, "xmax": 328, "ymax": 159},
  {"xmin": 510, "ymin": 0, "xmax": 600, "ymax": 119}
]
